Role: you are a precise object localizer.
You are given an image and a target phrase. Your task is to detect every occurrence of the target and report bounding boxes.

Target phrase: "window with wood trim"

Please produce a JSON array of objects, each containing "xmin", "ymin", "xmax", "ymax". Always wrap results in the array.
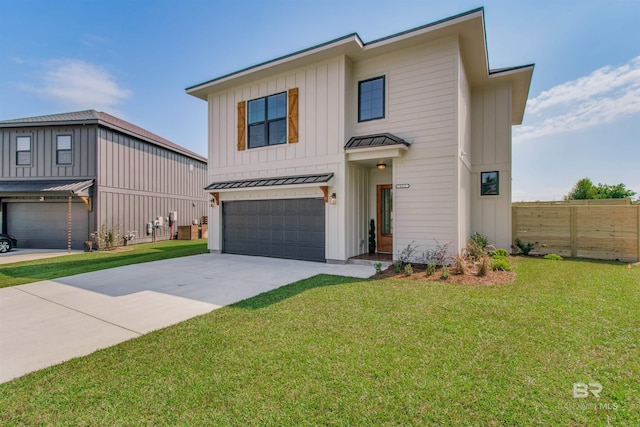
[
  {"xmin": 16, "ymin": 136, "xmax": 31, "ymax": 166},
  {"xmin": 358, "ymin": 76, "xmax": 385, "ymax": 122},
  {"xmin": 56, "ymin": 135, "xmax": 73, "ymax": 165},
  {"xmin": 238, "ymin": 88, "xmax": 298, "ymax": 151}
]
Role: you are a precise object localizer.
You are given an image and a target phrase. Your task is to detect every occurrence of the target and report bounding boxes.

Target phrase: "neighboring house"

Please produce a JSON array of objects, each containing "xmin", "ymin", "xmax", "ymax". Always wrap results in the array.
[
  {"xmin": 0, "ymin": 110, "xmax": 208, "ymax": 249},
  {"xmin": 186, "ymin": 8, "xmax": 533, "ymax": 263}
]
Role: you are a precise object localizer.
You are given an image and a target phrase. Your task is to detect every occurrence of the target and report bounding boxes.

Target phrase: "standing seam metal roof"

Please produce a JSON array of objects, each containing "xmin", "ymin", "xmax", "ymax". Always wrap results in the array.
[
  {"xmin": 205, "ymin": 173, "xmax": 334, "ymax": 191},
  {"xmin": 0, "ymin": 179, "xmax": 94, "ymax": 194},
  {"xmin": 344, "ymin": 133, "xmax": 409, "ymax": 150}
]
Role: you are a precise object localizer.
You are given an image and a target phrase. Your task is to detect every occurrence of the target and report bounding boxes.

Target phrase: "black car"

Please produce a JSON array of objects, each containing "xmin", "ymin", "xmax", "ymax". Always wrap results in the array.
[{"xmin": 0, "ymin": 234, "xmax": 17, "ymax": 253}]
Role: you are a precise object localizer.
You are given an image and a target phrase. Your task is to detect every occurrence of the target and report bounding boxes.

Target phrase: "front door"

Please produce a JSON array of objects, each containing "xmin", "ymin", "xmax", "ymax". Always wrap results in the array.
[{"xmin": 376, "ymin": 184, "xmax": 392, "ymax": 253}]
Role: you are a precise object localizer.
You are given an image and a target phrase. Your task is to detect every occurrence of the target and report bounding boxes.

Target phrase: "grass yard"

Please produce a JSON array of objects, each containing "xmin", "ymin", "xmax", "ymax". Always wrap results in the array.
[
  {"xmin": 0, "ymin": 239, "xmax": 208, "ymax": 288},
  {"xmin": 0, "ymin": 257, "xmax": 638, "ymax": 425}
]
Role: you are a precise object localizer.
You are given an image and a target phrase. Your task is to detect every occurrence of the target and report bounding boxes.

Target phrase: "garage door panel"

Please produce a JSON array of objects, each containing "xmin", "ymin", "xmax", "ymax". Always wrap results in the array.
[
  {"xmin": 223, "ymin": 198, "xmax": 325, "ymax": 262},
  {"xmin": 7, "ymin": 202, "xmax": 89, "ymax": 249}
]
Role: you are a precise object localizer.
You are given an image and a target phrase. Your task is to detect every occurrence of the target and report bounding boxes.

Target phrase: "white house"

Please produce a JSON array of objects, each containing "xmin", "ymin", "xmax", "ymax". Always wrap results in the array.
[{"xmin": 186, "ymin": 8, "xmax": 533, "ymax": 263}]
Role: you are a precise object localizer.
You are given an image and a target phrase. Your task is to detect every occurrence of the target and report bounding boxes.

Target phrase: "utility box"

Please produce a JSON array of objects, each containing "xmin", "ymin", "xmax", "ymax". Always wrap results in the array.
[{"xmin": 178, "ymin": 225, "xmax": 199, "ymax": 240}]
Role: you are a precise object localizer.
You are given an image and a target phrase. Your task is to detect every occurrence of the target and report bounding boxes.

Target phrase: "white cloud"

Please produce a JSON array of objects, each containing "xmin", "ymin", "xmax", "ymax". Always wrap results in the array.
[
  {"xmin": 24, "ymin": 59, "xmax": 131, "ymax": 112},
  {"xmin": 515, "ymin": 56, "xmax": 640, "ymax": 141}
]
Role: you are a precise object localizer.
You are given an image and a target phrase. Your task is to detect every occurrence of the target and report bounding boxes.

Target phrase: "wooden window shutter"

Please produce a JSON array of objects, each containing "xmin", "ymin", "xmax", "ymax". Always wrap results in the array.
[
  {"xmin": 288, "ymin": 88, "xmax": 299, "ymax": 143},
  {"xmin": 237, "ymin": 100, "xmax": 246, "ymax": 151}
]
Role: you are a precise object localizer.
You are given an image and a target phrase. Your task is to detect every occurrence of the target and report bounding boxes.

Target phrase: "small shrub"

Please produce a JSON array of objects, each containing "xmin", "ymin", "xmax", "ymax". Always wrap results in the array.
[
  {"xmin": 421, "ymin": 249, "xmax": 437, "ymax": 265},
  {"xmin": 91, "ymin": 224, "xmax": 122, "ymax": 251},
  {"xmin": 434, "ymin": 239, "xmax": 453, "ymax": 266},
  {"xmin": 440, "ymin": 265, "xmax": 450, "ymax": 280},
  {"xmin": 490, "ymin": 248, "xmax": 509, "ymax": 258},
  {"xmin": 543, "ymin": 253, "xmax": 563, "ymax": 261},
  {"xmin": 514, "ymin": 238, "xmax": 537, "ymax": 256},
  {"xmin": 374, "ymin": 262, "xmax": 383, "ymax": 274},
  {"xmin": 477, "ymin": 255, "xmax": 490, "ymax": 277},
  {"xmin": 368, "ymin": 219, "xmax": 376, "ymax": 253},
  {"xmin": 454, "ymin": 255, "xmax": 469, "ymax": 275},
  {"xmin": 491, "ymin": 257, "xmax": 512, "ymax": 271},
  {"xmin": 465, "ymin": 239, "xmax": 486, "ymax": 261},
  {"xmin": 397, "ymin": 241, "xmax": 418, "ymax": 265},
  {"xmin": 426, "ymin": 263, "xmax": 436, "ymax": 276},
  {"xmin": 393, "ymin": 262, "xmax": 402, "ymax": 273},
  {"xmin": 470, "ymin": 232, "xmax": 489, "ymax": 249},
  {"xmin": 404, "ymin": 264, "xmax": 413, "ymax": 276}
]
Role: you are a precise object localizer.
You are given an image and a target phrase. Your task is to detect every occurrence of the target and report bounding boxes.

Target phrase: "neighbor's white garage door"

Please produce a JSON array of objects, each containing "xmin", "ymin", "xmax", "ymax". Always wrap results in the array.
[{"xmin": 7, "ymin": 202, "xmax": 89, "ymax": 249}]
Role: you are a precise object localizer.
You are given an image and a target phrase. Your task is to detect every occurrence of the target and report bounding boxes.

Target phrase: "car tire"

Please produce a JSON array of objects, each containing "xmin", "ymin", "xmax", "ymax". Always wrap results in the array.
[{"xmin": 0, "ymin": 239, "xmax": 12, "ymax": 253}]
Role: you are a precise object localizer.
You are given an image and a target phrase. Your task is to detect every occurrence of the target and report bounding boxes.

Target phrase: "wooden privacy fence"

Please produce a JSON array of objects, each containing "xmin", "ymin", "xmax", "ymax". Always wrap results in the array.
[{"xmin": 512, "ymin": 199, "xmax": 640, "ymax": 262}]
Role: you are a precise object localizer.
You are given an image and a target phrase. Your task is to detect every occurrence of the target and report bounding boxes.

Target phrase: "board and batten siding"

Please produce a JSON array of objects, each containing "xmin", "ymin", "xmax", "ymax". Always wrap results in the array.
[
  {"xmin": 470, "ymin": 82, "xmax": 513, "ymax": 251},
  {"xmin": 457, "ymin": 49, "xmax": 473, "ymax": 253},
  {"xmin": 0, "ymin": 126, "xmax": 97, "ymax": 179},
  {"xmin": 97, "ymin": 127, "xmax": 207, "ymax": 243},
  {"xmin": 352, "ymin": 36, "xmax": 460, "ymax": 257},
  {"xmin": 345, "ymin": 162, "xmax": 369, "ymax": 259}
]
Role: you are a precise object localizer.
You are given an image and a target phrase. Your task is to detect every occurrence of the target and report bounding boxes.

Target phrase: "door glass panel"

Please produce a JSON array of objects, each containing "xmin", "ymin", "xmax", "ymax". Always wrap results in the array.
[{"xmin": 381, "ymin": 188, "xmax": 392, "ymax": 234}]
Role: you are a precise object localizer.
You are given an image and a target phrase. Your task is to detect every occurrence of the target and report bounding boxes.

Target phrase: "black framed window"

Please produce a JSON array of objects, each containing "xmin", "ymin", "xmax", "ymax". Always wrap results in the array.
[
  {"xmin": 358, "ymin": 76, "xmax": 385, "ymax": 122},
  {"xmin": 481, "ymin": 171, "xmax": 499, "ymax": 196},
  {"xmin": 16, "ymin": 136, "xmax": 31, "ymax": 166},
  {"xmin": 56, "ymin": 135, "xmax": 72, "ymax": 165},
  {"xmin": 248, "ymin": 92, "xmax": 287, "ymax": 148}
]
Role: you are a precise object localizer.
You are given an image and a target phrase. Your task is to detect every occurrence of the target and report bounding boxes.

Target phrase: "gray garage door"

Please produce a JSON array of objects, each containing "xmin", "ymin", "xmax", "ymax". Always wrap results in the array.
[
  {"xmin": 223, "ymin": 198, "xmax": 325, "ymax": 262},
  {"xmin": 7, "ymin": 202, "xmax": 89, "ymax": 249}
]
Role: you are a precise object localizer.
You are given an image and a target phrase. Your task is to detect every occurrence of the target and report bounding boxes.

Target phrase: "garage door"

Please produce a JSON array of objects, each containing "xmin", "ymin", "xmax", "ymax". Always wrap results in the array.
[
  {"xmin": 7, "ymin": 202, "xmax": 89, "ymax": 249},
  {"xmin": 223, "ymin": 198, "xmax": 325, "ymax": 262}
]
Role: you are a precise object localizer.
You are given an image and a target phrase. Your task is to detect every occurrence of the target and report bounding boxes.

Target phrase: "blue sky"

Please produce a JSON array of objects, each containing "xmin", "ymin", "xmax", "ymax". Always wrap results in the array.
[{"xmin": 1, "ymin": 0, "xmax": 638, "ymax": 201}]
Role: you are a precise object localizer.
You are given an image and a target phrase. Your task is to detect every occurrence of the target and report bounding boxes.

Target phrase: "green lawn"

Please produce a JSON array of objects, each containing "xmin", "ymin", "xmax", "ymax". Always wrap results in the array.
[
  {"xmin": 1, "ymin": 258, "xmax": 638, "ymax": 425},
  {"xmin": 0, "ymin": 239, "xmax": 208, "ymax": 288}
]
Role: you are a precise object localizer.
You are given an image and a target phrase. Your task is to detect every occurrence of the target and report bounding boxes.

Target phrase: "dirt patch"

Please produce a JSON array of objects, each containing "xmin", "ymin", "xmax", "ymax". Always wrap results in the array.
[{"xmin": 372, "ymin": 263, "xmax": 516, "ymax": 285}]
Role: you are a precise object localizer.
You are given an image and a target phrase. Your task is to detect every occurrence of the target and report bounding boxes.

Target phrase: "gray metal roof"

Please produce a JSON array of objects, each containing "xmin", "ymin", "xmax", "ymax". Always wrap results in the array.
[
  {"xmin": 0, "ymin": 179, "xmax": 94, "ymax": 195},
  {"xmin": 205, "ymin": 173, "xmax": 333, "ymax": 191},
  {"xmin": 344, "ymin": 133, "xmax": 409, "ymax": 150},
  {"xmin": 0, "ymin": 110, "xmax": 206, "ymax": 163}
]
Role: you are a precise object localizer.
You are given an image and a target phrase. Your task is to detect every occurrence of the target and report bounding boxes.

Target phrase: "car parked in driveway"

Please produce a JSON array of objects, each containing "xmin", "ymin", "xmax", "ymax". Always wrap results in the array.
[{"xmin": 0, "ymin": 234, "xmax": 17, "ymax": 253}]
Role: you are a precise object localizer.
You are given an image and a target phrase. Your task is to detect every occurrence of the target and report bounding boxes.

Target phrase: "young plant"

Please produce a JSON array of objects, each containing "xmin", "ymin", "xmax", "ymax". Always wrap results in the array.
[
  {"xmin": 543, "ymin": 253, "xmax": 563, "ymax": 261},
  {"xmin": 393, "ymin": 262, "xmax": 402, "ymax": 273},
  {"xmin": 454, "ymin": 255, "xmax": 469, "ymax": 275},
  {"xmin": 426, "ymin": 263, "xmax": 436, "ymax": 276},
  {"xmin": 470, "ymin": 232, "xmax": 489, "ymax": 250},
  {"xmin": 490, "ymin": 248, "xmax": 509, "ymax": 258},
  {"xmin": 368, "ymin": 219, "xmax": 376, "ymax": 254},
  {"xmin": 421, "ymin": 249, "xmax": 437, "ymax": 265},
  {"xmin": 374, "ymin": 262, "xmax": 383, "ymax": 274},
  {"xmin": 490, "ymin": 257, "xmax": 512, "ymax": 271},
  {"xmin": 440, "ymin": 265, "xmax": 450, "ymax": 280},
  {"xmin": 404, "ymin": 264, "xmax": 414, "ymax": 276},
  {"xmin": 514, "ymin": 238, "xmax": 537, "ymax": 256},
  {"xmin": 433, "ymin": 239, "xmax": 453, "ymax": 267},
  {"xmin": 477, "ymin": 255, "xmax": 490, "ymax": 277},
  {"xmin": 397, "ymin": 241, "xmax": 418, "ymax": 265}
]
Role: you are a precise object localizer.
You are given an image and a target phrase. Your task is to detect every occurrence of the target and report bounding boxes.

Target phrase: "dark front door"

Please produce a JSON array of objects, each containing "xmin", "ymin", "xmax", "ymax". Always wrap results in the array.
[
  {"xmin": 223, "ymin": 198, "xmax": 326, "ymax": 262},
  {"xmin": 376, "ymin": 184, "xmax": 392, "ymax": 253}
]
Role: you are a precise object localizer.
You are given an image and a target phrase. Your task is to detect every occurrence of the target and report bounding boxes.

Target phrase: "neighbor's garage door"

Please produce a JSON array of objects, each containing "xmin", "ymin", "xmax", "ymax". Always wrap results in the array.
[
  {"xmin": 7, "ymin": 202, "xmax": 89, "ymax": 249},
  {"xmin": 223, "ymin": 198, "xmax": 325, "ymax": 262}
]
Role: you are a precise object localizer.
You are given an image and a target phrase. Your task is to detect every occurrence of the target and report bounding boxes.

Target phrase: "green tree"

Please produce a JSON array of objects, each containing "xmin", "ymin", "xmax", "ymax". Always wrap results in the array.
[{"xmin": 565, "ymin": 178, "xmax": 636, "ymax": 200}]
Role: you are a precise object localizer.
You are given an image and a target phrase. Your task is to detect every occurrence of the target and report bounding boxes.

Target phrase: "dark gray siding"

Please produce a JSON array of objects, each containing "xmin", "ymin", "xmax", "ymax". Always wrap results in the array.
[
  {"xmin": 0, "ymin": 126, "xmax": 97, "ymax": 179},
  {"xmin": 96, "ymin": 127, "xmax": 207, "ymax": 243}
]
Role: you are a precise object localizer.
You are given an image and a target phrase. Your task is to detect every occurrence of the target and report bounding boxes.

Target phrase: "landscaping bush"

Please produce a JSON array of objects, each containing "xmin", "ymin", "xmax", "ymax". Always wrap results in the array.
[
  {"xmin": 440, "ymin": 265, "xmax": 450, "ymax": 280},
  {"xmin": 490, "ymin": 248, "xmax": 509, "ymax": 258},
  {"xmin": 393, "ymin": 262, "xmax": 402, "ymax": 273},
  {"xmin": 374, "ymin": 262, "xmax": 383, "ymax": 274},
  {"xmin": 426, "ymin": 263, "xmax": 436, "ymax": 276},
  {"xmin": 477, "ymin": 255, "xmax": 490, "ymax": 277},
  {"xmin": 453, "ymin": 255, "xmax": 468, "ymax": 275},
  {"xmin": 491, "ymin": 257, "xmax": 512, "ymax": 271},
  {"xmin": 514, "ymin": 238, "xmax": 537, "ymax": 256},
  {"xmin": 543, "ymin": 253, "xmax": 563, "ymax": 261},
  {"xmin": 470, "ymin": 232, "xmax": 489, "ymax": 249},
  {"xmin": 404, "ymin": 264, "xmax": 413, "ymax": 276}
]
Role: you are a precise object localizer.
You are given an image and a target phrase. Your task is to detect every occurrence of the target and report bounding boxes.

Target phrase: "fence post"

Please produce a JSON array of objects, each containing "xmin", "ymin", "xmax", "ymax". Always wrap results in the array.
[{"xmin": 570, "ymin": 206, "xmax": 577, "ymax": 258}]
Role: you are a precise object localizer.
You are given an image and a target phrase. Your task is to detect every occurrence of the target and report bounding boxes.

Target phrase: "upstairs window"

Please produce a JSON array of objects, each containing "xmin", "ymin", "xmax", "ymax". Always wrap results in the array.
[
  {"xmin": 358, "ymin": 76, "xmax": 385, "ymax": 122},
  {"xmin": 16, "ymin": 136, "xmax": 31, "ymax": 166},
  {"xmin": 56, "ymin": 135, "xmax": 73, "ymax": 165},
  {"xmin": 248, "ymin": 92, "xmax": 287, "ymax": 148}
]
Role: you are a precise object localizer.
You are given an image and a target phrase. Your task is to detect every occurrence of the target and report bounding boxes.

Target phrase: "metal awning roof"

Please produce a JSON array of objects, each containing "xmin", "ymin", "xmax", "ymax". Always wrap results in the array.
[
  {"xmin": 205, "ymin": 173, "xmax": 333, "ymax": 191},
  {"xmin": 344, "ymin": 133, "xmax": 409, "ymax": 150},
  {"xmin": 0, "ymin": 179, "xmax": 94, "ymax": 196}
]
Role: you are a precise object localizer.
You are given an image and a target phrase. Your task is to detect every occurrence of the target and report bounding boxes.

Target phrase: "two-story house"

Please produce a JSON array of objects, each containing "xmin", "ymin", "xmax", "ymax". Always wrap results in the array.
[
  {"xmin": 186, "ymin": 8, "xmax": 533, "ymax": 263},
  {"xmin": 0, "ymin": 110, "xmax": 208, "ymax": 250}
]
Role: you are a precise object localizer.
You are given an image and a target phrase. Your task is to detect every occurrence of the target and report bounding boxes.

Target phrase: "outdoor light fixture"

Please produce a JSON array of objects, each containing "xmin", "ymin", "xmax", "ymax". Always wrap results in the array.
[
  {"xmin": 39, "ymin": 196, "xmax": 45, "ymax": 202},
  {"xmin": 377, "ymin": 161, "xmax": 387, "ymax": 170},
  {"xmin": 209, "ymin": 197, "xmax": 216, "ymax": 207},
  {"xmin": 330, "ymin": 193, "xmax": 337, "ymax": 204}
]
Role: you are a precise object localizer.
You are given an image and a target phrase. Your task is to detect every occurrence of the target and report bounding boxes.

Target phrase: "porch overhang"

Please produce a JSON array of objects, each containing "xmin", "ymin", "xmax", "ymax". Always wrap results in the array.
[
  {"xmin": 344, "ymin": 133, "xmax": 409, "ymax": 166},
  {"xmin": 0, "ymin": 179, "xmax": 94, "ymax": 198}
]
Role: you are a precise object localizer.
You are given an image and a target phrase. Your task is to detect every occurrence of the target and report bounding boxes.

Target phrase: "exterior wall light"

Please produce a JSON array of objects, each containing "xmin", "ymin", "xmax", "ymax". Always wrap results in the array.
[
  {"xmin": 377, "ymin": 161, "xmax": 387, "ymax": 170},
  {"xmin": 330, "ymin": 193, "xmax": 337, "ymax": 204}
]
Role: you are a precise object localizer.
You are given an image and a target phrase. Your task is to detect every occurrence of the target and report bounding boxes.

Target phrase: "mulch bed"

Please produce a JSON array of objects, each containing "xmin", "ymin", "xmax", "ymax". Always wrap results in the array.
[{"xmin": 372, "ymin": 263, "xmax": 516, "ymax": 285}]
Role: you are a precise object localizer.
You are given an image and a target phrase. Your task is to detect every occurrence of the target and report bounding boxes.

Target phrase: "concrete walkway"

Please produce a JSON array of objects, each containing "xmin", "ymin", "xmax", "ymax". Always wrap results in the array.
[
  {"xmin": 0, "ymin": 248, "xmax": 83, "ymax": 265},
  {"xmin": 0, "ymin": 254, "xmax": 373, "ymax": 383}
]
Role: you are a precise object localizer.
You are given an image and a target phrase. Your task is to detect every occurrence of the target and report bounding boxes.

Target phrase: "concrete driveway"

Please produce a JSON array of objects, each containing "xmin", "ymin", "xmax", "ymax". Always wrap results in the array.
[
  {"xmin": 0, "ymin": 248, "xmax": 83, "ymax": 265},
  {"xmin": 0, "ymin": 253, "xmax": 372, "ymax": 383}
]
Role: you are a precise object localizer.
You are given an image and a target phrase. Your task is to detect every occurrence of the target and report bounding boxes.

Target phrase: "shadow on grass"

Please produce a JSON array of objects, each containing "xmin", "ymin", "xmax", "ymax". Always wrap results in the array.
[
  {"xmin": 232, "ymin": 274, "xmax": 370, "ymax": 310},
  {"xmin": 514, "ymin": 255, "xmax": 634, "ymax": 266},
  {"xmin": 0, "ymin": 242, "xmax": 207, "ymax": 287}
]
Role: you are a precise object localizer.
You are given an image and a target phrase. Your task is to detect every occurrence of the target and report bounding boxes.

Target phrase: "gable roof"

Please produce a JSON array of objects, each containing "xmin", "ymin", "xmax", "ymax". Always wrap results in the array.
[
  {"xmin": 0, "ymin": 110, "xmax": 207, "ymax": 163},
  {"xmin": 186, "ymin": 7, "xmax": 534, "ymax": 125}
]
